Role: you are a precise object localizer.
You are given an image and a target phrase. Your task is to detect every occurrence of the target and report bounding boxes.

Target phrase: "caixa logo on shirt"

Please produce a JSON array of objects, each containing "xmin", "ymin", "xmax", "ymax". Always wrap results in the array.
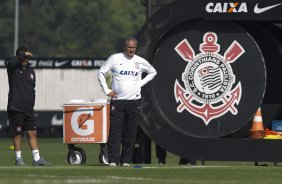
[{"xmin": 120, "ymin": 70, "xmax": 139, "ymax": 76}]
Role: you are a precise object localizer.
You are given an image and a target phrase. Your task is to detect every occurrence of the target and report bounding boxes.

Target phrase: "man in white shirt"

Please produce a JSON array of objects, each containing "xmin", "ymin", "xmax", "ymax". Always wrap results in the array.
[{"xmin": 98, "ymin": 36, "xmax": 157, "ymax": 167}]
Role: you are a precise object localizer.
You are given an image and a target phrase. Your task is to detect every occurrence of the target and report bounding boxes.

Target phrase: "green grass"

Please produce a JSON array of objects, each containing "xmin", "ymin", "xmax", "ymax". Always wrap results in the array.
[{"xmin": 1, "ymin": 138, "xmax": 282, "ymax": 184}]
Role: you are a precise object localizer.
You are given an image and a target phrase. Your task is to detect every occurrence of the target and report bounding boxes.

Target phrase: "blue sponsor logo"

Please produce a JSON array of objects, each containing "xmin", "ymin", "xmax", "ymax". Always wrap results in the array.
[{"xmin": 120, "ymin": 70, "xmax": 138, "ymax": 76}]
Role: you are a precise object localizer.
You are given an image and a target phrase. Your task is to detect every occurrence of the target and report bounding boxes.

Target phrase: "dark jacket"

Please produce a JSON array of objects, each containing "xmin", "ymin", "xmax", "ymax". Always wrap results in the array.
[{"xmin": 7, "ymin": 57, "xmax": 36, "ymax": 113}]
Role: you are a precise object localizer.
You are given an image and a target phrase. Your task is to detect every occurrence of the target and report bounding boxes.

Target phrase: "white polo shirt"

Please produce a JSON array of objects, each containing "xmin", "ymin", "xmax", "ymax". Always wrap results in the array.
[{"xmin": 98, "ymin": 53, "xmax": 157, "ymax": 100}]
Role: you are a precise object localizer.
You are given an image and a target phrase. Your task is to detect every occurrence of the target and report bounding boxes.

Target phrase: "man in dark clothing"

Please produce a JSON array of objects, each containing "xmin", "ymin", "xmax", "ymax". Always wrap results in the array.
[{"xmin": 7, "ymin": 46, "xmax": 51, "ymax": 166}]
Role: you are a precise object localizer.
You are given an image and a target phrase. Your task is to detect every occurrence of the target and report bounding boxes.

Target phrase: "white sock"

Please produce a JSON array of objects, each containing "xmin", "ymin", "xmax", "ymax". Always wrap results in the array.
[
  {"xmin": 15, "ymin": 151, "xmax": 21, "ymax": 160},
  {"xmin": 32, "ymin": 149, "xmax": 40, "ymax": 161}
]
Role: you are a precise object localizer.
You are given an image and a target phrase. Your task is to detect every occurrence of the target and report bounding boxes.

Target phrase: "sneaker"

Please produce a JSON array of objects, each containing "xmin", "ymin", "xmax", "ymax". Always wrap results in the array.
[
  {"xmin": 179, "ymin": 158, "xmax": 196, "ymax": 165},
  {"xmin": 32, "ymin": 157, "xmax": 52, "ymax": 166},
  {"xmin": 158, "ymin": 159, "xmax": 166, "ymax": 165},
  {"xmin": 109, "ymin": 163, "xmax": 117, "ymax": 167},
  {"xmin": 15, "ymin": 158, "xmax": 25, "ymax": 166},
  {"xmin": 122, "ymin": 163, "xmax": 130, "ymax": 167},
  {"xmin": 189, "ymin": 160, "xmax": 196, "ymax": 166}
]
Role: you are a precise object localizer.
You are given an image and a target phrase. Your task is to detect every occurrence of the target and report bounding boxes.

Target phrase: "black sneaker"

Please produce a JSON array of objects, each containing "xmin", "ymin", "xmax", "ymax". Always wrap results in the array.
[
  {"xmin": 179, "ymin": 158, "xmax": 196, "ymax": 165},
  {"xmin": 15, "ymin": 158, "xmax": 25, "ymax": 166},
  {"xmin": 32, "ymin": 158, "xmax": 52, "ymax": 166},
  {"xmin": 158, "ymin": 159, "xmax": 166, "ymax": 165}
]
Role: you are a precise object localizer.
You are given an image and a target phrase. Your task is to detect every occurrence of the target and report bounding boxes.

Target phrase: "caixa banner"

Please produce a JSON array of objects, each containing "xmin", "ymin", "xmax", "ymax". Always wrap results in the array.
[
  {"xmin": 0, "ymin": 58, "xmax": 105, "ymax": 69},
  {"xmin": 203, "ymin": 0, "xmax": 282, "ymax": 20}
]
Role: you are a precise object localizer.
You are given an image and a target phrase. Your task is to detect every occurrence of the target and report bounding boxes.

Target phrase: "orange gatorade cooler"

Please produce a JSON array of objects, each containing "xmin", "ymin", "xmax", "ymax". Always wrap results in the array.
[{"xmin": 62, "ymin": 99, "xmax": 110, "ymax": 144}]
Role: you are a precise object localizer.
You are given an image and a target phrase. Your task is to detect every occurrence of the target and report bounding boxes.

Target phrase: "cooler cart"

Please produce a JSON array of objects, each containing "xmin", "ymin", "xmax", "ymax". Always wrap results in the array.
[{"xmin": 62, "ymin": 99, "xmax": 110, "ymax": 165}]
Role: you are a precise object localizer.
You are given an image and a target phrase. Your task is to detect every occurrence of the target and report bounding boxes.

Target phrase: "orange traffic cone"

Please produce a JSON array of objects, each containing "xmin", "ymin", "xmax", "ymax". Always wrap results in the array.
[{"xmin": 249, "ymin": 107, "xmax": 265, "ymax": 139}]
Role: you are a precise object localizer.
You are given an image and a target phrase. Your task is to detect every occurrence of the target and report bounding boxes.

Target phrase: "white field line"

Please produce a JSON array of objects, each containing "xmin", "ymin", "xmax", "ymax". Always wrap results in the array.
[
  {"xmin": 141, "ymin": 165, "xmax": 253, "ymax": 169},
  {"xmin": 106, "ymin": 176, "xmax": 237, "ymax": 184},
  {"xmin": 2, "ymin": 179, "xmax": 113, "ymax": 184},
  {"xmin": 0, "ymin": 165, "xmax": 270, "ymax": 169}
]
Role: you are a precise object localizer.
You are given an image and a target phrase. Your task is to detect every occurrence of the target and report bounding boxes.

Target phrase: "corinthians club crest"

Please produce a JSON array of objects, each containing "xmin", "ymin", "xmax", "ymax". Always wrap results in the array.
[{"xmin": 174, "ymin": 32, "xmax": 244, "ymax": 125}]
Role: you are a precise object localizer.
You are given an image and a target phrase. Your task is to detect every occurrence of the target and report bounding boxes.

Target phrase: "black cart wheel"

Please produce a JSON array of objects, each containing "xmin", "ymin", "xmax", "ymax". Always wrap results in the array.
[
  {"xmin": 99, "ymin": 144, "xmax": 109, "ymax": 165},
  {"xmin": 99, "ymin": 152, "xmax": 109, "ymax": 165},
  {"xmin": 67, "ymin": 147, "xmax": 86, "ymax": 165}
]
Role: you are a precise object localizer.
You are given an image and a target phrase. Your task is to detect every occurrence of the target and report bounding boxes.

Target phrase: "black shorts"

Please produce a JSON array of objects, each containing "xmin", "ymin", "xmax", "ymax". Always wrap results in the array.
[{"xmin": 8, "ymin": 110, "xmax": 36, "ymax": 135}]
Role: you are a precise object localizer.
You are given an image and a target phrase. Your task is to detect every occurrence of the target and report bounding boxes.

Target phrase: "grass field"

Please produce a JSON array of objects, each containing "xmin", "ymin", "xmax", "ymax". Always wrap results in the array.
[{"xmin": 1, "ymin": 138, "xmax": 282, "ymax": 184}]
